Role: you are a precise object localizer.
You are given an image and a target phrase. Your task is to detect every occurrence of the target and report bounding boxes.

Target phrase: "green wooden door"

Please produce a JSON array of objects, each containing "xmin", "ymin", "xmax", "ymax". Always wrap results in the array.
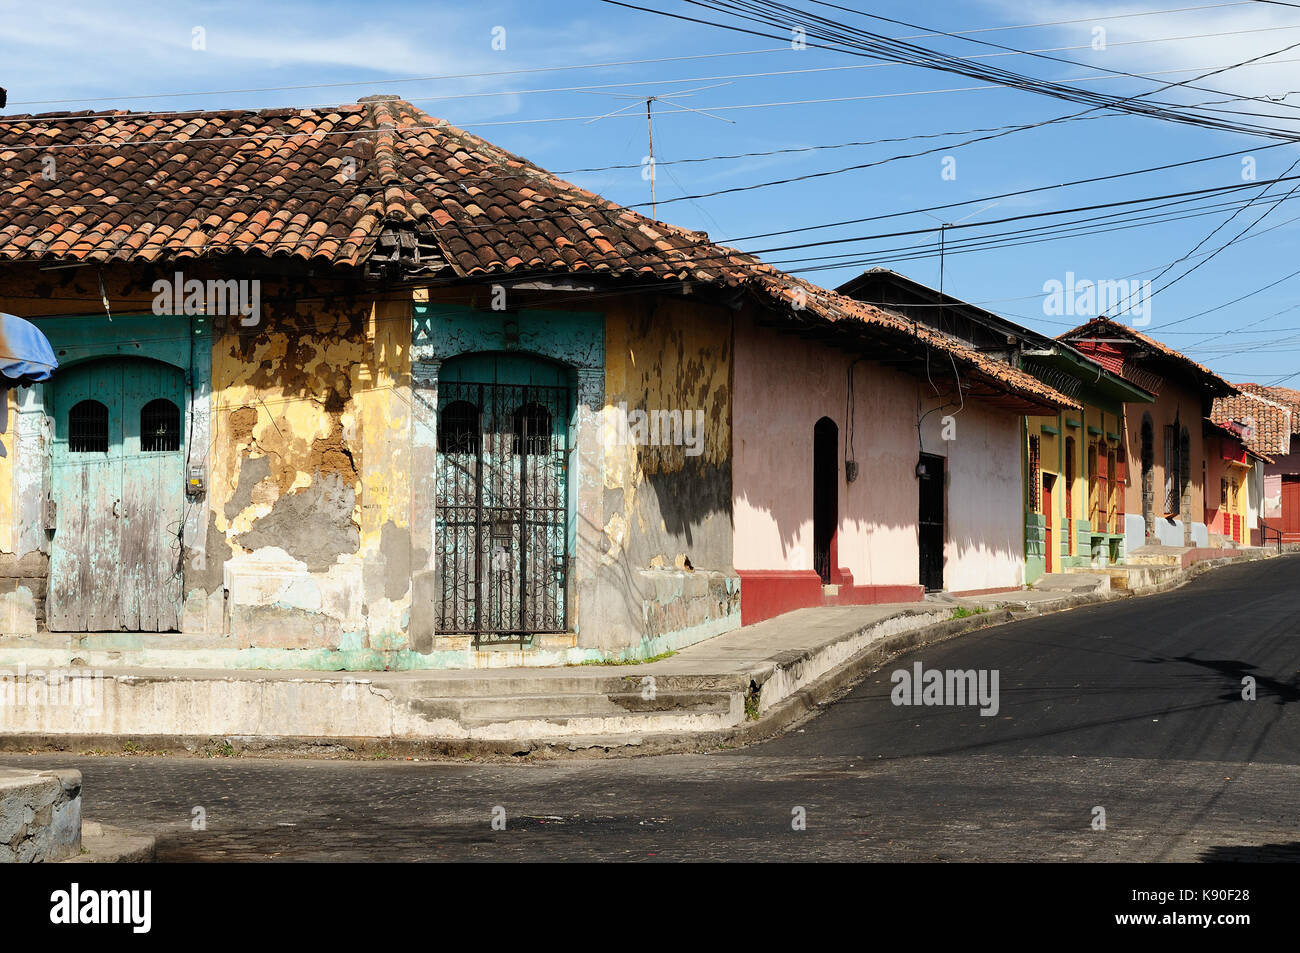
[{"xmin": 48, "ymin": 358, "xmax": 186, "ymax": 631}]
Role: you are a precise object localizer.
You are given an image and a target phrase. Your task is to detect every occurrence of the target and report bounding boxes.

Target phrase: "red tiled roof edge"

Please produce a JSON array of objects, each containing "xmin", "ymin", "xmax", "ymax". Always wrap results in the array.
[{"xmin": 1057, "ymin": 316, "xmax": 1235, "ymax": 395}]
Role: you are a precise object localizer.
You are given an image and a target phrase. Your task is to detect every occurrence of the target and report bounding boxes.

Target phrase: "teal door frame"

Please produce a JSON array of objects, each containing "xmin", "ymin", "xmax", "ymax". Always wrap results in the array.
[{"xmin": 31, "ymin": 313, "xmax": 212, "ymax": 632}]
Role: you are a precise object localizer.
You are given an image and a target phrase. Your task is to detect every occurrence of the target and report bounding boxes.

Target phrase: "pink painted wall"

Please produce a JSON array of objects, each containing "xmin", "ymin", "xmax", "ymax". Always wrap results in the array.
[
  {"xmin": 732, "ymin": 315, "xmax": 1025, "ymax": 592},
  {"xmin": 927, "ymin": 399, "xmax": 1027, "ymax": 593}
]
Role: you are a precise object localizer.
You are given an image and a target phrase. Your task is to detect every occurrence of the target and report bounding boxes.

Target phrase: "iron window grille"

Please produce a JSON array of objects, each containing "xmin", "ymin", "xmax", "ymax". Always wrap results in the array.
[
  {"xmin": 140, "ymin": 398, "xmax": 180, "ymax": 452},
  {"xmin": 68, "ymin": 400, "xmax": 109, "ymax": 453}
]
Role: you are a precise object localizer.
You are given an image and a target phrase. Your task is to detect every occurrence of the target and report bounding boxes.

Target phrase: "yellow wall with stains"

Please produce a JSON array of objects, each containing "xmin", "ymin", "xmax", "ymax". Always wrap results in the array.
[
  {"xmin": 601, "ymin": 293, "xmax": 733, "ymax": 572},
  {"xmin": 209, "ymin": 292, "xmax": 413, "ymax": 642}
]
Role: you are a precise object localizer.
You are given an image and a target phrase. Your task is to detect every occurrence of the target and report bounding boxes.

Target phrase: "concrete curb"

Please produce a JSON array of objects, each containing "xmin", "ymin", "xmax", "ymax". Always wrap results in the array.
[
  {"xmin": 1, "ymin": 549, "xmax": 1292, "ymax": 762},
  {"xmin": 60, "ymin": 822, "xmax": 156, "ymax": 863}
]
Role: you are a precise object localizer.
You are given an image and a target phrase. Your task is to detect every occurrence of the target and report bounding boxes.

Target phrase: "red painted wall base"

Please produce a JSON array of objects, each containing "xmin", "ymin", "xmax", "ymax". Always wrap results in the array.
[{"xmin": 737, "ymin": 569, "xmax": 925, "ymax": 626}]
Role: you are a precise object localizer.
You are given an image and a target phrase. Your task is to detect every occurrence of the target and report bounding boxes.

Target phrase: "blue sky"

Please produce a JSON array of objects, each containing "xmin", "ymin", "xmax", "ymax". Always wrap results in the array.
[{"xmin": 4, "ymin": 0, "xmax": 1300, "ymax": 384}]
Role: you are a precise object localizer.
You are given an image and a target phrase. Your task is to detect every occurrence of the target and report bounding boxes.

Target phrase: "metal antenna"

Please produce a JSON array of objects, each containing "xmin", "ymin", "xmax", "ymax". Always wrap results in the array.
[
  {"xmin": 583, "ymin": 83, "xmax": 734, "ymax": 219},
  {"xmin": 920, "ymin": 202, "xmax": 1000, "ymax": 334}
]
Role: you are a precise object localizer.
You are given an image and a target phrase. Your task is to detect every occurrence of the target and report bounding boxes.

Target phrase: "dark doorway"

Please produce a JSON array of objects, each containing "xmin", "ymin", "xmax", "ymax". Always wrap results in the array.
[
  {"xmin": 918, "ymin": 453, "xmax": 945, "ymax": 592},
  {"xmin": 813, "ymin": 417, "xmax": 839, "ymax": 583}
]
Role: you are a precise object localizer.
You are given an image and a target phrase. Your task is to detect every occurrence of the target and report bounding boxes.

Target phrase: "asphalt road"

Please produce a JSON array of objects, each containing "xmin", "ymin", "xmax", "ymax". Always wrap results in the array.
[{"xmin": 7, "ymin": 555, "xmax": 1300, "ymax": 861}]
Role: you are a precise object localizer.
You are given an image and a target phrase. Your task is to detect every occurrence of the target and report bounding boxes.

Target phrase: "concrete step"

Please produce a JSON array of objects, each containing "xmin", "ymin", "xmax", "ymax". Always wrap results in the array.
[
  {"xmin": 1033, "ymin": 572, "xmax": 1109, "ymax": 594},
  {"xmin": 411, "ymin": 689, "xmax": 737, "ymax": 721},
  {"xmin": 1104, "ymin": 564, "xmax": 1181, "ymax": 590},
  {"xmin": 386, "ymin": 671, "xmax": 750, "ymax": 698},
  {"xmin": 457, "ymin": 698, "xmax": 743, "ymax": 739},
  {"xmin": 64, "ymin": 822, "xmax": 155, "ymax": 863},
  {"xmin": 1126, "ymin": 545, "xmax": 1189, "ymax": 566}
]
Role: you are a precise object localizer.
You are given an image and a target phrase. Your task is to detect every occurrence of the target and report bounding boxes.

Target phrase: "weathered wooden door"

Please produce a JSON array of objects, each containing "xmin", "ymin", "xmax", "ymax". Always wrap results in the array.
[
  {"xmin": 1282, "ymin": 477, "xmax": 1300, "ymax": 541},
  {"xmin": 48, "ymin": 358, "xmax": 185, "ymax": 631}
]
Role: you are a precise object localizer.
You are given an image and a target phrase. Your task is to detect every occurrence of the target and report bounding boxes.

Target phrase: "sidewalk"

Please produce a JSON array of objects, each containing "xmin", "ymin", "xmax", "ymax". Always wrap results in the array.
[{"xmin": 0, "ymin": 546, "xmax": 1290, "ymax": 760}]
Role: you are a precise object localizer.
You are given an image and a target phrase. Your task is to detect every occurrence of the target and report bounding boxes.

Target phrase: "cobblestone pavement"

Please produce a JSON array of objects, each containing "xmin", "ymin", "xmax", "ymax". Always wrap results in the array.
[{"xmin": 6, "ymin": 556, "xmax": 1300, "ymax": 862}]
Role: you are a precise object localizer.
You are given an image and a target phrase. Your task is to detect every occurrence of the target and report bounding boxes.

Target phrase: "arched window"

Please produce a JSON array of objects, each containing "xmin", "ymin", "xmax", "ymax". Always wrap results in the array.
[
  {"xmin": 512, "ymin": 402, "xmax": 551, "ymax": 456},
  {"xmin": 438, "ymin": 400, "xmax": 480, "ymax": 455},
  {"xmin": 140, "ymin": 398, "xmax": 180, "ymax": 452},
  {"xmin": 68, "ymin": 400, "xmax": 109, "ymax": 453}
]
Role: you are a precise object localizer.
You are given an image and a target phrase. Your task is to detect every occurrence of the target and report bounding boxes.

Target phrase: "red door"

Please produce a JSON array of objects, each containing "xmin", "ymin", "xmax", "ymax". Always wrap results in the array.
[
  {"xmin": 1043, "ymin": 474, "xmax": 1054, "ymax": 573},
  {"xmin": 1282, "ymin": 477, "xmax": 1300, "ymax": 541}
]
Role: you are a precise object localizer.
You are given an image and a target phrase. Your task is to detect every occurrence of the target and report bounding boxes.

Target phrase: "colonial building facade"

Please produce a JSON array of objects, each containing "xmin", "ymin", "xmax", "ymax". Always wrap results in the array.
[
  {"xmin": 0, "ymin": 99, "xmax": 1076, "ymax": 669},
  {"xmin": 837, "ymin": 270, "xmax": 1153, "ymax": 585},
  {"xmin": 1062, "ymin": 318, "xmax": 1237, "ymax": 553}
]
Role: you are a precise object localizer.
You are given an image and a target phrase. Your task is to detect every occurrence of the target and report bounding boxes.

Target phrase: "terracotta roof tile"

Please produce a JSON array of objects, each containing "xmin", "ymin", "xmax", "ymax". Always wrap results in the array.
[
  {"xmin": 1213, "ymin": 384, "xmax": 1298, "ymax": 456},
  {"xmin": 0, "ymin": 97, "xmax": 1074, "ymax": 411},
  {"xmin": 1059, "ymin": 317, "xmax": 1233, "ymax": 395}
]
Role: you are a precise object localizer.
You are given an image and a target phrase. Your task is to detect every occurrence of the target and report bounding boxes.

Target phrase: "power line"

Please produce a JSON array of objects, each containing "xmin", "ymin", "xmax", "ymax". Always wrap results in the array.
[
  {"xmin": 692, "ymin": 140, "xmax": 1288, "ymax": 224},
  {"xmin": 773, "ymin": 190, "xmax": 1300, "ymax": 273},
  {"xmin": 13, "ymin": 49, "xmax": 1300, "ymax": 148},
  {"xmin": 1127, "ymin": 154, "xmax": 1300, "ymax": 322},
  {"xmin": 794, "ymin": 0, "xmax": 1300, "ymax": 113},
  {"xmin": 605, "ymin": 0, "xmax": 1300, "ymax": 140},
  {"xmin": 4, "ymin": 2, "xmax": 1258, "ymax": 111},
  {"xmin": 746, "ymin": 174, "xmax": 1300, "ymax": 257}
]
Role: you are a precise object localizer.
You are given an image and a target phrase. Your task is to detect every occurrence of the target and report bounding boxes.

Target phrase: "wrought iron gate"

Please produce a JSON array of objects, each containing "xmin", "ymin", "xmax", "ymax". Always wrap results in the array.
[{"xmin": 435, "ymin": 380, "xmax": 569, "ymax": 644}]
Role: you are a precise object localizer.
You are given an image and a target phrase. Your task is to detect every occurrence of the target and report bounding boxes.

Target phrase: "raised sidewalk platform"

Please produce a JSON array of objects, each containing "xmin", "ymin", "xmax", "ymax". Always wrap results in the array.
[{"xmin": 0, "ymin": 546, "xmax": 1291, "ymax": 760}]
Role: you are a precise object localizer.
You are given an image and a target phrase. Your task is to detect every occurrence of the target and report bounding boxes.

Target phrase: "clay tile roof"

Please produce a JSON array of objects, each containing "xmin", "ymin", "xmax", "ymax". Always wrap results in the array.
[
  {"xmin": 1213, "ymin": 383, "xmax": 1297, "ymax": 456},
  {"xmin": 0, "ymin": 98, "xmax": 1074, "ymax": 411},
  {"xmin": 1057, "ymin": 316, "xmax": 1234, "ymax": 396},
  {"xmin": 0, "ymin": 102, "xmax": 383, "ymax": 267},
  {"xmin": 1208, "ymin": 418, "xmax": 1274, "ymax": 463}
]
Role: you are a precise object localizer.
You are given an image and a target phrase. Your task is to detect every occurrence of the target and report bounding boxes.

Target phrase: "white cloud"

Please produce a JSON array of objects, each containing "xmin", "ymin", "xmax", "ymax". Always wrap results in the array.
[
  {"xmin": 978, "ymin": 0, "xmax": 1300, "ymax": 116},
  {"xmin": 0, "ymin": 1, "xmax": 639, "ymax": 119}
]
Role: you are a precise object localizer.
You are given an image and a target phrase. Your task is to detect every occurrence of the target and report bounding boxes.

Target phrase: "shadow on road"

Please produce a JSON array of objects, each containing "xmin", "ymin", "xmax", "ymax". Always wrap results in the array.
[{"xmin": 1197, "ymin": 841, "xmax": 1300, "ymax": 862}]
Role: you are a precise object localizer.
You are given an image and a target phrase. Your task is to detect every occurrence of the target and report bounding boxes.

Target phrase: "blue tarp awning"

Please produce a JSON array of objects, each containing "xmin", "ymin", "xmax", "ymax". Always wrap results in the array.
[{"xmin": 0, "ymin": 312, "xmax": 58, "ymax": 383}]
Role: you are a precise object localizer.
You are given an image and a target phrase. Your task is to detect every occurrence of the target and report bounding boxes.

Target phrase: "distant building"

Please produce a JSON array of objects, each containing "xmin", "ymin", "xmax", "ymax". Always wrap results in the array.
[
  {"xmin": 1212, "ymin": 383, "xmax": 1300, "ymax": 542},
  {"xmin": 1061, "ymin": 317, "xmax": 1237, "ymax": 552},
  {"xmin": 839, "ymin": 270, "xmax": 1152, "ymax": 584}
]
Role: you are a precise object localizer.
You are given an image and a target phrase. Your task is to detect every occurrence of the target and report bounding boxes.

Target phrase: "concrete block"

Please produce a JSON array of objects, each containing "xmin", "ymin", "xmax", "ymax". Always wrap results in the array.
[{"xmin": 0, "ymin": 767, "xmax": 82, "ymax": 863}]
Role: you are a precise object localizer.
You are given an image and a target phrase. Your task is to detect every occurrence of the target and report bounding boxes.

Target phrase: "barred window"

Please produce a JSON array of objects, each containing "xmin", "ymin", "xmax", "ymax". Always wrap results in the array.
[
  {"xmin": 438, "ymin": 400, "xmax": 480, "ymax": 455},
  {"xmin": 68, "ymin": 400, "xmax": 109, "ymax": 453},
  {"xmin": 512, "ymin": 402, "xmax": 552, "ymax": 456},
  {"xmin": 140, "ymin": 399, "xmax": 180, "ymax": 452}
]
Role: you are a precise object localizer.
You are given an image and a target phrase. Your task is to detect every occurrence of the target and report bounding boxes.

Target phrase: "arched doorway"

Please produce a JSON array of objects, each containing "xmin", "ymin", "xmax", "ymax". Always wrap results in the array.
[
  {"xmin": 47, "ymin": 357, "xmax": 187, "ymax": 631},
  {"xmin": 813, "ymin": 417, "xmax": 838, "ymax": 584},
  {"xmin": 435, "ymin": 353, "xmax": 572, "ymax": 643}
]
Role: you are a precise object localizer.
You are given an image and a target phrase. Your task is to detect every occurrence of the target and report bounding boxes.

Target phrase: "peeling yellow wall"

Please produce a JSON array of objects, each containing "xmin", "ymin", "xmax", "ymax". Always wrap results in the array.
[
  {"xmin": 210, "ymin": 295, "xmax": 412, "ymax": 573},
  {"xmin": 601, "ymin": 293, "xmax": 734, "ymax": 572}
]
